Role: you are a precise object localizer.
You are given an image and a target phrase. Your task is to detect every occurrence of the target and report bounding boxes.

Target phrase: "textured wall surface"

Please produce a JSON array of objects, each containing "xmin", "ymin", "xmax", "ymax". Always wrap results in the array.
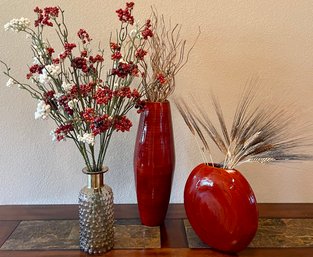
[{"xmin": 0, "ymin": 0, "xmax": 313, "ymax": 204}]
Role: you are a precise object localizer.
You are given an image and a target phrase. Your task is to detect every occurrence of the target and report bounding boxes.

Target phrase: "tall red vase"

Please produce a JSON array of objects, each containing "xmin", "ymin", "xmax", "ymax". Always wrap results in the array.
[
  {"xmin": 184, "ymin": 163, "xmax": 258, "ymax": 253},
  {"xmin": 134, "ymin": 100, "xmax": 175, "ymax": 226}
]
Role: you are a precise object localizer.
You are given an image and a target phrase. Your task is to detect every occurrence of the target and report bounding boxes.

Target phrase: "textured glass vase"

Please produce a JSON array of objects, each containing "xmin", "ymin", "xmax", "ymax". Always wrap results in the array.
[{"xmin": 79, "ymin": 167, "xmax": 114, "ymax": 254}]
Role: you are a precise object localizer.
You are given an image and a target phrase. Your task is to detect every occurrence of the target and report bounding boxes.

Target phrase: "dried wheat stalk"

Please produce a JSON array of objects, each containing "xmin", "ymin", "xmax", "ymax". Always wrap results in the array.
[{"xmin": 175, "ymin": 82, "xmax": 313, "ymax": 169}]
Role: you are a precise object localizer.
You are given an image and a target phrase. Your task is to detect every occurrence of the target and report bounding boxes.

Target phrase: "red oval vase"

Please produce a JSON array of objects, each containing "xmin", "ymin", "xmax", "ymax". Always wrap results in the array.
[
  {"xmin": 184, "ymin": 163, "xmax": 258, "ymax": 253},
  {"xmin": 134, "ymin": 101, "xmax": 175, "ymax": 226}
]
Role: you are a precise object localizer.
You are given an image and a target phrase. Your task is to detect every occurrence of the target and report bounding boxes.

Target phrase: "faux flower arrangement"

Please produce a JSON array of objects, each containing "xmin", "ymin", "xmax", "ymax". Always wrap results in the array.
[{"xmin": 2, "ymin": 3, "xmax": 153, "ymax": 173}]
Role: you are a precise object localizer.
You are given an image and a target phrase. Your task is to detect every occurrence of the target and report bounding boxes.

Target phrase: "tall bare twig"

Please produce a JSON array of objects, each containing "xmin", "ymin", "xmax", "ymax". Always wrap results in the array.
[{"xmin": 139, "ymin": 8, "xmax": 200, "ymax": 102}]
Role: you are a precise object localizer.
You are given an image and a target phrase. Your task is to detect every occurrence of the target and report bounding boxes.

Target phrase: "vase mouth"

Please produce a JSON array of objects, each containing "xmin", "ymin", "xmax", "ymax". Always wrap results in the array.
[
  {"xmin": 82, "ymin": 166, "xmax": 108, "ymax": 175},
  {"xmin": 145, "ymin": 99, "xmax": 170, "ymax": 104},
  {"xmin": 204, "ymin": 163, "xmax": 236, "ymax": 171},
  {"xmin": 205, "ymin": 162, "xmax": 223, "ymax": 168}
]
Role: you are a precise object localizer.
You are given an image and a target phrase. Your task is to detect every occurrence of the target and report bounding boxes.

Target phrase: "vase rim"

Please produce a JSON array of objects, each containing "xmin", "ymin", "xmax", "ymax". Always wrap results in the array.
[
  {"xmin": 204, "ymin": 163, "xmax": 237, "ymax": 171},
  {"xmin": 145, "ymin": 99, "xmax": 170, "ymax": 104},
  {"xmin": 82, "ymin": 166, "xmax": 108, "ymax": 175}
]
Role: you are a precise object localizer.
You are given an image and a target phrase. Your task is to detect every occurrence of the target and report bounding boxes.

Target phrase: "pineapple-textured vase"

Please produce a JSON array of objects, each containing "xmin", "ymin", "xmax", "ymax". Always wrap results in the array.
[{"xmin": 79, "ymin": 167, "xmax": 114, "ymax": 254}]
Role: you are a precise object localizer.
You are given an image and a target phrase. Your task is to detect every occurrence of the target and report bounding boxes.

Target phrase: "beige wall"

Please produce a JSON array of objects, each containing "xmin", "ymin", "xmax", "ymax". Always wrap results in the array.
[{"xmin": 0, "ymin": 0, "xmax": 313, "ymax": 204}]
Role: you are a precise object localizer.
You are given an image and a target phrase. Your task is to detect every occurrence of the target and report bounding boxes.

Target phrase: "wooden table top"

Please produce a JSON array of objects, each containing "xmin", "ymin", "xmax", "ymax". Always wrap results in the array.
[{"xmin": 0, "ymin": 203, "xmax": 313, "ymax": 257}]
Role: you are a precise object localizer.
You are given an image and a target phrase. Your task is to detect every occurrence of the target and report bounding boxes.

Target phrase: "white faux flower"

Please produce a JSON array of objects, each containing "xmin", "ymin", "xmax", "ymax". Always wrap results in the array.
[
  {"xmin": 119, "ymin": 58, "xmax": 128, "ymax": 64},
  {"xmin": 61, "ymin": 81, "xmax": 72, "ymax": 92},
  {"xmin": 44, "ymin": 64, "xmax": 61, "ymax": 78},
  {"xmin": 39, "ymin": 64, "xmax": 61, "ymax": 85},
  {"xmin": 34, "ymin": 100, "xmax": 51, "ymax": 120},
  {"xmin": 33, "ymin": 57, "xmax": 41, "ymax": 65},
  {"xmin": 129, "ymin": 21, "xmax": 142, "ymax": 39},
  {"xmin": 32, "ymin": 39, "xmax": 47, "ymax": 53},
  {"xmin": 50, "ymin": 130, "xmax": 66, "ymax": 142},
  {"xmin": 50, "ymin": 130, "xmax": 57, "ymax": 142},
  {"xmin": 4, "ymin": 17, "xmax": 30, "ymax": 32},
  {"xmin": 68, "ymin": 99, "xmax": 79, "ymax": 109},
  {"xmin": 77, "ymin": 133, "xmax": 95, "ymax": 146},
  {"xmin": 38, "ymin": 73, "xmax": 50, "ymax": 85},
  {"xmin": 6, "ymin": 78, "xmax": 15, "ymax": 87},
  {"xmin": 6, "ymin": 78, "xmax": 22, "ymax": 89},
  {"xmin": 130, "ymin": 28, "xmax": 139, "ymax": 38},
  {"xmin": 54, "ymin": 93, "xmax": 63, "ymax": 100}
]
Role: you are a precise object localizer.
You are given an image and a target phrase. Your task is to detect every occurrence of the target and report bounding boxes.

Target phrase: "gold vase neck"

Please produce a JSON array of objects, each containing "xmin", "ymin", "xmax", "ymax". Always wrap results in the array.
[
  {"xmin": 82, "ymin": 166, "xmax": 108, "ymax": 189},
  {"xmin": 87, "ymin": 173, "xmax": 104, "ymax": 189}
]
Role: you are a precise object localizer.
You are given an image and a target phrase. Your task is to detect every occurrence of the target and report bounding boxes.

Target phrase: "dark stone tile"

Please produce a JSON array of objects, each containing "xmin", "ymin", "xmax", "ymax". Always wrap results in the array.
[
  {"xmin": 250, "ymin": 218, "xmax": 313, "ymax": 248},
  {"xmin": 184, "ymin": 220, "xmax": 210, "ymax": 249},
  {"xmin": 184, "ymin": 218, "xmax": 313, "ymax": 248},
  {"xmin": 114, "ymin": 224, "xmax": 160, "ymax": 249},
  {"xmin": 115, "ymin": 219, "xmax": 142, "ymax": 225},
  {"xmin": 0, "ymin": 220, "xmax": 79, "ymax": 250},
  {"xmin": 0, "ymin": 220, "xmax": 160, "ymax": 250}
]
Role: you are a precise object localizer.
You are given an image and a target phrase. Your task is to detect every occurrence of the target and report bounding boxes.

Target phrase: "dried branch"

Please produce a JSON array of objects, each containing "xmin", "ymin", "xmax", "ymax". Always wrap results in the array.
[{"xmin": 140, "ymin": 8, "xmax": 200, "ymax": 102}]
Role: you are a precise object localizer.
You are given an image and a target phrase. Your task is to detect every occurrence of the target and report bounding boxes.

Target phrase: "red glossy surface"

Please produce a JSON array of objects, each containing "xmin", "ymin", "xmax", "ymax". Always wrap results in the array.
[
  {"xmin": 184, "ymin": 163, "xmax": 258, "ymax": 253},
  {"xmin": 134, "ymin": 101, "xmax": 175, "ymax": 226}
]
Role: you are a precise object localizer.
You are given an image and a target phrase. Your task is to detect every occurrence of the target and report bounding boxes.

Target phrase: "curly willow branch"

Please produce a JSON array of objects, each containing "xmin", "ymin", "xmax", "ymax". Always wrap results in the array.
[{"xmin": 141, "ymin": 7, "xmax": 200, "ymax": 102}]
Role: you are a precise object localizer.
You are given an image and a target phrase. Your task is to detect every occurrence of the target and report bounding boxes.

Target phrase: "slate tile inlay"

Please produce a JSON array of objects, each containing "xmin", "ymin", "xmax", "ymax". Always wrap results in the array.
[
  {"xmin": 184, "ymin": 218, "xmax": 313, "ymax": 248},
  {"xmin": 0, "ymin": 219, "xmax": 160, "ymax": 250}
]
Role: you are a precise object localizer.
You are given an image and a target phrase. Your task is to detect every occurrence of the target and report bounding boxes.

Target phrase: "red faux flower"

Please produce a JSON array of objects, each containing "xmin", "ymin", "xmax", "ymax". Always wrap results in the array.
[
  {"xmin": 54, "ymin": 124, "xmax": 73, "ymax": 141},
  {"xmin": 111, "ymin": 51, "xmax": 122, "ymax": 60},
  {"xmin": 59, "ymin": 43, "xmax": 76, "ymax": 59},
  {"xmin": 44, "ymin": 90, "xmax": 58, "ymax": 110},
  {"xmin": 44, "ymin": 7, "xmax": 59, "ymax": 17},
  {"xmin": 112, "ymin": 62, "xmax": 138, "ymax": 78},
  {"xmin": 64, "ymin": 43, "xmax": 76, "ymax": 53},
  {"xmin": 29, "ymin": 64, "xmax": 43, "ymax": 74},
  {"xmin": 126, "ymin": 2, "xmax": 135, "ymax": 9},
  {"xmin": 131, "ymin": 66, "xmax": 139, "ymax": 77},
  {"xmin": 95, "ymin": 86, "xmax": 113, "ymax": 105},
  {"xmin": 114, "ymin": 116, "xmax": 132, "ymax": 132},
  {"xmin": 46, "ymin": 47, "xmax": 55, "ymax": 56},
  {"xmin": 77, "ymin": 29, "xmax": 92, "ymax": 44},
  {"xmin": 142, "ymin": 19, "xmax": 153, "ymax": 40},
  {"xmin": 135, "ymin": 99, "xmax": 146, "ymax": 113},
  {"xmin": 116, "ymin": 2, "xmax": 135, "ymax": 25},
  {"xmin": 34, "ymin": 6, "xmax": 59, "ymax": 27},
  {"xmin": 89, "ymin": 54, "xmax": 104, "ymax": 63},
  {"xmin": 52, "ymin": 58, "xmax": 60, "ymax": 64},
  {"xmin": 90, "ymin": 115, "xmax": 113, "ymax": 135},
  {"xmin": 156, "ymin": 73, "xmax": 167, "ymax": 85},
  {"xmin": 110, "ymin": 42, "xmax": 120, "ymax": 51},
  {"xmin": 71, "ymin": 57, "xmax": 88, "ymax": 72},
  {"xmin": 82, "ymin": 108, "xmax": 95, "ymax": 123},
  {"xmin": 44, "ymin": 90, "xmax": 55, "ymax": 101},
  {"xmin": 131, "ymin": 89, "xmax": 140, "ymax": 98},
  {"xmin": 80, "ymin": 82, "xmax": 95, "ymax": 96},
  {"xmin": 114, "ymin": 86, "xmax": 132, "ymax": 98},
  {"xmin": 26, "ymin": 64, "xmax": 44, "ymax": 79},
  {"xmin": 58, "ymin": 95, "xmax": 73, "ymax": 116},
  {"xmin": 81, "ymin": 50, "xmax": 88, "ymax": 57},
  {"xmin": 135, "ymin": 49, "xmax": 147, "ymax": 60}
]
